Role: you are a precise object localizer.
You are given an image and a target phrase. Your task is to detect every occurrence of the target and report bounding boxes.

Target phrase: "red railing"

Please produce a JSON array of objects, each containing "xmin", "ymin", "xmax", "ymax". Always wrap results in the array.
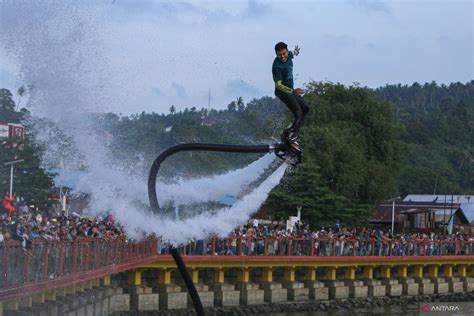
[
  {"xmin": 173, "ymin": 237, "xmax": 474, "ymax": 257},
  {"xmin": 1, "ymin": 236, "xmax": 473, "ymax": 300},
  {"xmin": 0, "ymin": 236, "xmax": 157, "ymax": 300}
]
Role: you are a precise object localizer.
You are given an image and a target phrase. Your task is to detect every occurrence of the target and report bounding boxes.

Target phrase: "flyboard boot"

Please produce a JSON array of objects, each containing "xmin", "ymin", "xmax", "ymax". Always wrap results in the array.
[{"xmin": 275, "ymin": 128, "xmax": 303, "ymax": 166}]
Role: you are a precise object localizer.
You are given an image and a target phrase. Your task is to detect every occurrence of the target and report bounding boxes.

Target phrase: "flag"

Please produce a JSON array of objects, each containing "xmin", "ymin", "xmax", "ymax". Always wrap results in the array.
[{"xmin": 447, "ymin": 215, "xmax": 454, "ymax": 234}]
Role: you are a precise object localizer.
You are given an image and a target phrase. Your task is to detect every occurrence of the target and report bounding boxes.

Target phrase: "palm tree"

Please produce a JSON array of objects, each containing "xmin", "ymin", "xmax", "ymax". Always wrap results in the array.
[{"xmin": 237, "ymin": 97, "xmax": 245, "ymax": 111}]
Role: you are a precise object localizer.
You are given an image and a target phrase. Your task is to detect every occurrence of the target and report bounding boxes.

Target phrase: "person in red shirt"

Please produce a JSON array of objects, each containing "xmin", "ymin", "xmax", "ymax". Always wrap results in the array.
[{"xmin": 2, "ymin": 191, "xmax": 15, "ymax": 216}]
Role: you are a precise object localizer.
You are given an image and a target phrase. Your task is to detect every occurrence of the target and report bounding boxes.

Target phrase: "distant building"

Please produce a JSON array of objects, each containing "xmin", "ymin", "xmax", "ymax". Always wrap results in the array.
[
  {"xmin": 201, "ymin": 117, "xmax": 217, "ymax": 127},
  {"xmin": 404, "ymin": 194, "xmax": 473, "ymax": 204},
  {"xmin": 371, "ymin": 198, "xmax": 473, "ymax": 234},
  {"xmin": 404, "ymin": 195, "xmax": 474, "ymax": 225}
]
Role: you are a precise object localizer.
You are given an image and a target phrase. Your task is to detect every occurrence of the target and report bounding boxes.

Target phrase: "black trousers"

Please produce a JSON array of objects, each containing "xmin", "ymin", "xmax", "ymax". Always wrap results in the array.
[{"xmin": 276, "ymin": 91, "xmax": 309, "ymax": 138}]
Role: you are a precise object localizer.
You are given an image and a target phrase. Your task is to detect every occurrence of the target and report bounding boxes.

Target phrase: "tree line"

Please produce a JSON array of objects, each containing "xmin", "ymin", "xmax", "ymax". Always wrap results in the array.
[{"xmin": 0, "ymin": 81, "xmax": 472, "ymax": 225}]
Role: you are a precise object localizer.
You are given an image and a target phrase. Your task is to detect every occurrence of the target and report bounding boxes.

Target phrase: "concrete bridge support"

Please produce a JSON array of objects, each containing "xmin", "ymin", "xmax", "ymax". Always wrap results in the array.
[
  {"xmin": 211, "ymin": 268, "xmax": 240, "ymax": 307},
  {"xmin": 344, "ymin": 266, "xmax": 368, "ymax": 298},
  {"xmin": 185, "ymin": 268, "xmax": 214, "ymax": 308},
  {"xmin": 258, "ymin": 267, "xmax": 287, "ymax": 303},
  {"xmin": 154, "ymin": 268, "xmax": 186, "ymax": 310},
  {"xmin": 459, "ymin": 265, "xmax": 474, "ymax": 292},
  {"xmin": 235, "ymin": 267, "xmax": 264, "ymax": 306},
  {"xmin": 303, "ymin": 267, "xmax": 329, "ymax": 301},
  {"xmin": 379, "ymin": 266, "xmax": 402, "ymax": 297},
  {"xmin": 325, "ymin": 267, "xmax": 349, "ymax": 299},
  {"xmin": 282, "ymin": 267, "xmax": 308, "ymax": 301},
  {"xmin": 2, "ymin": 259, "xmax": 473, "ymax": 314}
]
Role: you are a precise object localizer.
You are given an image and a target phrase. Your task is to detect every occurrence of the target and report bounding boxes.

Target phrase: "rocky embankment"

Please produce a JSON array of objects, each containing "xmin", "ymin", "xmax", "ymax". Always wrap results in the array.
[{"xmin": 113, "ymin": 291, "xmax": 474, "ymax": 315}]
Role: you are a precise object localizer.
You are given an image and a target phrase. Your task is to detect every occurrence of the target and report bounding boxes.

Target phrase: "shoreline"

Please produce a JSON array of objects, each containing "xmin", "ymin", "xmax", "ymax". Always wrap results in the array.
[{"xmin": 113, "ymin": 291, "xmax": 474, "ymax": 315}]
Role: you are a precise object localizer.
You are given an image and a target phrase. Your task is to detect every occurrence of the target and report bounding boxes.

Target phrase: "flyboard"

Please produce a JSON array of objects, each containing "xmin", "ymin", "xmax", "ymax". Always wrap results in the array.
[{"xmin": 147, "ymin": 141, "xmax": 301, "ymax": 316}]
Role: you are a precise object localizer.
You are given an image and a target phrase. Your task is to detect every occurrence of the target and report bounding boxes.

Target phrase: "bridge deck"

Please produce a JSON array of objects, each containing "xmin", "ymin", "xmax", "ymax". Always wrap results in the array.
[{"xmin": 1, "ymin": 237, "xmax": 473, "ymax": 302}]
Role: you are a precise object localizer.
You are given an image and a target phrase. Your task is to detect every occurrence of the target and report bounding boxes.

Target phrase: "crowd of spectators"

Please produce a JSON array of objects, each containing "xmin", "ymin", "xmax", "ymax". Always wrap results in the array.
[
  {"xmin": 2, "ymin": 191, "xmax": 474, "ymax": 257},
  {"xmin": 1, "ymin": 191, "xmax": 125, "ymax": 253},
  {"xmin": 173, "ymin": 220, "xmax": 474, "ymax": 257}
]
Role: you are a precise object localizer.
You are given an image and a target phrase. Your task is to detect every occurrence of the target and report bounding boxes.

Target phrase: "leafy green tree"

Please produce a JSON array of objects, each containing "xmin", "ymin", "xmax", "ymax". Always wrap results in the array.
[
  {"xmin": 237, "ymin": 97, "xmax": 245, "ymax": 112},
  {"xmin": 0, "ymin": 88, "xmax": 55, "ymax": 207},
  {"xmin": 169, "ymin": 105, "xmax": 176, "ymax": 115},
  {"xmin": 267, "ymin": 82, "xmax": 405, "ymax": 226},
  {"xmin": 227, "ymin": 101, "xmax": 236, "ymax": 112},
  {"xmin": 376, "ymin": 80, "xmax": 474, "ymax": 195}
]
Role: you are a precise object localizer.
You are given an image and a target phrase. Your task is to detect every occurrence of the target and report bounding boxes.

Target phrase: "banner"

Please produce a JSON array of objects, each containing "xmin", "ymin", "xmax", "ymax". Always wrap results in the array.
[{"xmin": 9, "ymin": 123, "xmax": 24, "ymax": 141}]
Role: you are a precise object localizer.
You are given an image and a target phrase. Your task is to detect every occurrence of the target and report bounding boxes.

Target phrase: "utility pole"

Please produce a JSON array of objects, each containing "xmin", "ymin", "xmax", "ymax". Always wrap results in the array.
[
  {"xmin": 387, "ymin": 196, "xmax": 401, "ymax": 234},
  {"xmin": 208, "ymin": 89, "xmax": 211, "ymax": 110},
  {"xmin": 3, "ymin": 159, "xmax": 24, "ymax": 197}
]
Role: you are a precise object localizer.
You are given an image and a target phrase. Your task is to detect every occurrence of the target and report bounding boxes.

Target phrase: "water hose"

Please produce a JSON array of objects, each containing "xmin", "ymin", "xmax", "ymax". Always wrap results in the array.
[{"xmin": 148, "ymin": 142, "xmax": 278, "ymax": 316}]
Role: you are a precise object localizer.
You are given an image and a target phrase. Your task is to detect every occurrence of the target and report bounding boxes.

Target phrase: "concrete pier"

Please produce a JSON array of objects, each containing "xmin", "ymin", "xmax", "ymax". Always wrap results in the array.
[
  {"xmin": 364, "ymin": 279, "xmax": 386, "ymax": 297},
  {"xmin": 155, "ymin": 284, "xmax": 187, "ymax": 310},
  {"xmin": 211, "ymin": 283, "xmax": 240, "ymax": 307},
  {"xmin": 461, "ymin": 277, "xmax": 474, "ymax": 292},
  {"xmin": 326, "ymin": 281, "xmax": 350, "ymax": 299},
  {"xmin": 235, "ymin": 282, "xmax": 264, "ymax": 306},
  {"xmin": 325, "ymin": 267, "xmax": 349, "ymax": 299},
  {"xmin": 447, "ymin": 277, "xmax": 464, "ymax": 293},
  {"xmin": 234, "ymin": 268, "xmax": 264, "ymax": 305},
  {"xmin": 304, "ymin": 281, "xmax": 329, "ymax": 301},
  {"xmin": 381, "ymin": 279, "xmax": 402, "ymax": 297},
  {"xmin": 110, "ymin": 292, "xmax": 130, "ymax": 312},
  {"xmin": 129, "ymin": 286, "xmax": 159, "ymax": 311},
  {"xmin": 431, "ymin": 277, "xmax": 449, "ymax": 294},
  {"xmin": 415, "ymin": 278, "xmax": 435, "ymax": 295},
  {"xmin": 400, "ymin": 278, "xmax": 419, "ymax": 296},
  {"xmin": 3, "ymin": 258, "xmax": 473, "ymax": 314},
  {"xmin": 345, "ymin": 280, "xmax": 368, "ymax": 298},
  {"xmin": 282, "ymin": 281, "xmax": 309, "ymax": 301},
  {"xmin": 211, "ymin": 269, "xmax": 240, "ymax": 306},
  {"xmin": 186, "ymin": 283, "xmax": 214, "ymax": 308},
  {"xmin": 259, "ymin": 282, "xmax": 288, "ymax": 303}
]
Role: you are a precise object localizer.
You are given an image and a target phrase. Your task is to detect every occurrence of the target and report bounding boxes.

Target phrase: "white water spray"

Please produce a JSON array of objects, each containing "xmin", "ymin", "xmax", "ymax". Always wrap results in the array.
[{"xmin": 0, "ymin": 2, "xmax": 286, "ymax": 242}]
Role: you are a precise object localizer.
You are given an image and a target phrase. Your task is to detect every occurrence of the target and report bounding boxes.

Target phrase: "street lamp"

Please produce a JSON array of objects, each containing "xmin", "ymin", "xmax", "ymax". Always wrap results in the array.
[
  {"xmin": 387, "ymin": 196, "xmax": 401, "ymax": 234},
  {"xmin": 3, "ymin": 159, "xmax": 24, "ymax": 197}
]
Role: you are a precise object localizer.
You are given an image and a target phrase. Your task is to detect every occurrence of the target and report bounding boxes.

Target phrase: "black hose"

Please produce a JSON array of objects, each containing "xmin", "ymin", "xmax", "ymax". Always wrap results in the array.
[
  {"xmin": 148, "ymin": 142, "xmax": 273, "ymax": 316},
  {"xmin": 169, "ymin": 246, "xmax": 204, "ymax": 315},
  {"xmin": 148, "ymin": 143, "xmax": 272, "ymax": 212}
]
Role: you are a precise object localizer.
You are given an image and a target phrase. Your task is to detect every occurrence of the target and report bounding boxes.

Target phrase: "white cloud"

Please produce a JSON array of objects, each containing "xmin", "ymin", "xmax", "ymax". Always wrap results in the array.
[{"xmin": 0, "ymin": 0, "xmax": 472, "ymax": 115}]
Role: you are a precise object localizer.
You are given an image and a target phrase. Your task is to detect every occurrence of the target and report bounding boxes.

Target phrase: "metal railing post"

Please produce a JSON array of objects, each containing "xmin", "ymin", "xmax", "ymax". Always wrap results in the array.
[{"xmin": 59, "ymin": 242, "xmax": 64, "ymax": 276}]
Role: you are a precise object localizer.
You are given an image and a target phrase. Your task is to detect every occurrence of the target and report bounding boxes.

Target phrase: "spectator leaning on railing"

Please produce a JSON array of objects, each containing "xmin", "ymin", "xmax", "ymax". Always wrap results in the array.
[{"xmin": 0, "ymin": 204, "xmax": 472, "ymax": 258}]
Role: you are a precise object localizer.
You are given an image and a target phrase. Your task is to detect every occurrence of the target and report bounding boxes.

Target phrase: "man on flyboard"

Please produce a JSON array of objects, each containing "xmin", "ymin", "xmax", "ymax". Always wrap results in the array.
[{"xmin": 272, "ymin": 42, "xmax": 309, "ymax": 165}]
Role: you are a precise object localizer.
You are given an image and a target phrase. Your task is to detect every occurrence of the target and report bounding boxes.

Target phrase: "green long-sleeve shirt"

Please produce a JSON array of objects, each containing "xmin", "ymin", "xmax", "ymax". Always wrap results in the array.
[{"xmin": 272, "ymin": 51, "xmax": 294, "ymax": 95}]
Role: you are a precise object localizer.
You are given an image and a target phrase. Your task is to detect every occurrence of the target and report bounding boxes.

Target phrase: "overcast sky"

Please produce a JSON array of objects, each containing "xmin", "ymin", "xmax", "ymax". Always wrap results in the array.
[{"xmin": 0, "ymin": 0, "xmax": 472, "ymax": 115}]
